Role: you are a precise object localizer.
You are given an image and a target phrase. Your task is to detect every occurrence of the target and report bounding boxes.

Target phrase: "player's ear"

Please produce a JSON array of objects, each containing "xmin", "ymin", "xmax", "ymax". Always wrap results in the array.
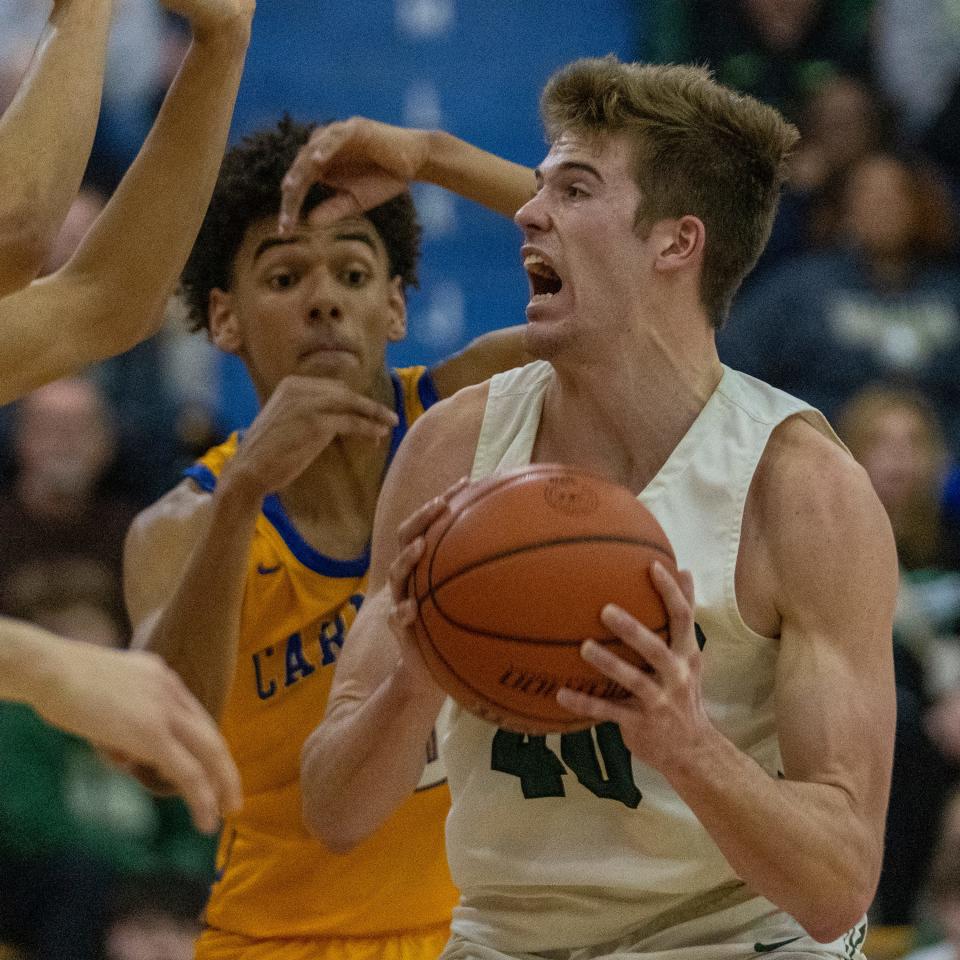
[
  {"xmin": 652, "ymin": 215, "xmax": 705, "ymax": 274},
  {"xmin": 386, "ymin": 275, "xmax": 407, "ymax": 343},
  {"xmin": 208, "ymin": 288, "xmax": 243, "ymax": 354}
]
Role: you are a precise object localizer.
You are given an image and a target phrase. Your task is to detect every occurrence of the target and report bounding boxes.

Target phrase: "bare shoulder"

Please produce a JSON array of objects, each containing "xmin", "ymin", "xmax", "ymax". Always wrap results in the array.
[
  {"xmin": 124, "ymin": 479, "xmax": 215, "ymax": 630},
  {"xmin": 749, "ymin": 415, "xmax": 897, "ymax": 623},
  {"xmin": 126, "ymin": 478, "xmax": 214, "ymax": 552},
  {"xmin": 753, "ymin": 415, "xmax": 889, "ymax": 540},
  {"xmin": 368, "ymin": 381, "xmax": 490, "ymax": 585},
  {"xmin": 389, "ymin": 380, "xmax": 490, "ymax": 490}
]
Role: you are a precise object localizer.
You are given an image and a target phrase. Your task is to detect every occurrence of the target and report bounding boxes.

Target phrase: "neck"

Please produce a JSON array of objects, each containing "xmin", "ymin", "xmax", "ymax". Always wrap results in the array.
[
  {"xmin": 274, "ymin": 368, "xmax": 396, "ymax": 559},
  {"xmin": 535, "ymin": 317, "xmax": 722, "ymax": 492}
]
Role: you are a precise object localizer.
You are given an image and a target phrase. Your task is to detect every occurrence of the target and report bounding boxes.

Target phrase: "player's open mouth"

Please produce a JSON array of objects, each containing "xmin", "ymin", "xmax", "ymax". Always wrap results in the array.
[{"xmin": 524, "ymin": 253, "xmax": 563, "ymax": 303}]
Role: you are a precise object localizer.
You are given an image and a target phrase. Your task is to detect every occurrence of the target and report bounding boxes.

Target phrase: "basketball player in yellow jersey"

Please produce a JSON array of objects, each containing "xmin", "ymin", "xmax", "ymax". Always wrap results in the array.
[{"xmin": 122, "ymin": 117, "xmax": 535, "ymax": 960}]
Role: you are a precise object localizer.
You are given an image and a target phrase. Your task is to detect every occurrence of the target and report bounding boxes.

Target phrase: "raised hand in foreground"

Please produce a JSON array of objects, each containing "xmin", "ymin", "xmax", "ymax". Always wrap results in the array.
[{"xmin": 2, "ymin": 617, "xmax": 241, "ymax": 834}]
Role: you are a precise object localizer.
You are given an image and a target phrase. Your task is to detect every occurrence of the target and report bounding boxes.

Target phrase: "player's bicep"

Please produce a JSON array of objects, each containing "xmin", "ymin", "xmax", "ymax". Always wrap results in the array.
[
  {"xmin": 123, "ymin": 481, "xmax": 213, "ymax": 645},
  {"xmin": 771, "ymin": 448, "xmax": 897, "ymax": 830},
  {"xmin": 366, "ymin": 386, "xmax": 484, "ymax": 590}
]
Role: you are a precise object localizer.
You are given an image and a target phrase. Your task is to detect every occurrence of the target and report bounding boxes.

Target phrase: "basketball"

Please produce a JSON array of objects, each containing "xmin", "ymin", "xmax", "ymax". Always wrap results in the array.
[{"xmin": 409, "ymin": 464, "xmax": 679, "ymax": 734}]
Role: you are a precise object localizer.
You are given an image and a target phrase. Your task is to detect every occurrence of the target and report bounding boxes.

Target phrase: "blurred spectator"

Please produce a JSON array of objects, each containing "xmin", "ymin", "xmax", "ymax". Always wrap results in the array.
[
  {"xmin": 719, "ymin": 150, "xmax": 960, "ymax": 450},
  {"xmin": 902, "ymin": 792, "xmax": 960, "ymax": 958},
  {"xmin": 649, "ymin": 0, "xmax": 874, "ymax": 123},
  {"xmin": 872, "ymin": 0, "xmax": 960, "ymax": 187},
  {"xmin": 841, "ymin": 385, "xmax": 960, "ymax": 572},
  {"xmin": 0, "ymin": 566, "xmax": 215, "ymax": 960},
  {"xmin": 0, "ymin": 185, "xmax": 220, "ymax": 506},
  {"xmin": 103, "ymin": 874, "xmax": 206, "ymax": 960},
  {"xmin": 788, "ymin": 77, "xmax": 889, "ymax": 245},
  {"xmin": 91, "ymin": 297, "xmax": 221, "ymax": 507},
  {"xmin": 0, "ymin": 378, "xmax": 134, "ymax": 625},
  {"xmin": 752, "ymin": 74, "xmax": 892, "ymax": 278},
  {"xmin": 839, "ymin": 385, "xmax": 960, "ymax": 924}
]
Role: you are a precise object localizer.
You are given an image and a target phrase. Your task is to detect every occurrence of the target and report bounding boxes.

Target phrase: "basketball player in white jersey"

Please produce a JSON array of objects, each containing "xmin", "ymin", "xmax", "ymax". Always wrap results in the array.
[
  {"xmin": 0, "ymin": 0, "xmax": 254, "ymax": 833},
  {"xmin": 288, "ymin": 59, "xmax": 897, "ymax": 959}
]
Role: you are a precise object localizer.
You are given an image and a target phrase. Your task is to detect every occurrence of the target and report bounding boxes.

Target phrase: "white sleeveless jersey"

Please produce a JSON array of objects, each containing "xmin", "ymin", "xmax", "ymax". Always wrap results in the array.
[{"xmin": 439, "ymin": 360, "xmax": 854, "ymax": 953}]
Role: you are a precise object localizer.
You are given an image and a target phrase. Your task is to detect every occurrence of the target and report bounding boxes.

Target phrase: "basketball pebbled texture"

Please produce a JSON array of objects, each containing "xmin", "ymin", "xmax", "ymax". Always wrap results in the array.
[{"xmin": 409, "ymin": 464, "xmax": 678, "ymax": 734}]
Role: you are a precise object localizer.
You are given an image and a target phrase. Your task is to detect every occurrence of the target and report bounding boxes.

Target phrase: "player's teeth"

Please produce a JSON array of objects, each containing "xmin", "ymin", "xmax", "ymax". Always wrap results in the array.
[{"xmin": 524, "ymin": 255, "xmax": 553, "ymax": 276}]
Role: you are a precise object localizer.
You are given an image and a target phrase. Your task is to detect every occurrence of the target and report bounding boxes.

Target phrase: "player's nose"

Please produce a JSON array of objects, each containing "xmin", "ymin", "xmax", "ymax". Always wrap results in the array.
[
  {"xmin": 305, "ymin": 272, "xmax": 343, "ymax": 323},
  {"xmin": 515, "ymin": 190, "xmax": 552, "ymax": 233}
]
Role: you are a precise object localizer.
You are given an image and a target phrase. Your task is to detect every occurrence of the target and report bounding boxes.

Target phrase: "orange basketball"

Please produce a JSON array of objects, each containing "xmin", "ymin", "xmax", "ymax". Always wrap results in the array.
[{"xmin": 409, "ymin": 464, "xmax": 678, "ymax": 734}]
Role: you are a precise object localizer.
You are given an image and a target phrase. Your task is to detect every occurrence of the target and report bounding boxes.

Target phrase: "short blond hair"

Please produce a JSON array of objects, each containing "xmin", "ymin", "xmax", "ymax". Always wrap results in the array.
[{"xmin": 541, "ymin": 57, "xmax": 799, "ymax": 326}]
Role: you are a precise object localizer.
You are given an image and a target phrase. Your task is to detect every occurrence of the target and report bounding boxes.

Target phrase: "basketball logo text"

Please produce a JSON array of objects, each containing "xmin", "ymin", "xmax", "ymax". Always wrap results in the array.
[
  {"xmin": 497, "ymin": 666, "xmax": 631, "ymax": 701},
  {"xmin": 543, "ymin": 475, "xmax": 599, "ymax": 515}
]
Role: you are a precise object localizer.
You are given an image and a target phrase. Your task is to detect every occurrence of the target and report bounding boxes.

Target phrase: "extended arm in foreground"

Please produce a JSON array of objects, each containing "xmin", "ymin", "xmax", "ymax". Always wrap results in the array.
[
  {"xmin": 0, "ymin": 0, "xmax": 112, "ymax": 294},
  {"xmin": 0, "ymin": 0, "xmax": 256, "ymax": 405},
  {"xmin": 0, "ymin": 615, "xmax": 241, "ymax": 833}
]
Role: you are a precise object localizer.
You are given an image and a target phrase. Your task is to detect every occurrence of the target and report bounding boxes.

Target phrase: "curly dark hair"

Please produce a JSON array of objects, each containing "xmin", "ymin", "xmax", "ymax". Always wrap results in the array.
[{"xmin": 181, "ymin": 116, "xmax": 421, "ymax": 331}]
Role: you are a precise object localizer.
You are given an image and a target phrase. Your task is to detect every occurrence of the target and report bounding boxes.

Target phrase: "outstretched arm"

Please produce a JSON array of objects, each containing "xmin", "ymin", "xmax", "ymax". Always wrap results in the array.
[
  {"xmin": 279, "ymin": 117, "xmax": 536, "ymax": 232},
  {"xmin": 0, "ymin": 614, "xmax": 241, "ymax": 834},
  {"xmin": 0, "ymin": 0, "xmax": 112, "ymax": 294},
  {"xmin": 301, "ymin": 387, "xmax": 483, "ymax": 851},
  {"xmin": 0, "ymin": 0, "xmax": 255, "ymax": 406},
  {"xmin": 430, "ymin": 325, "xmax": 532, "ymax": 399}
]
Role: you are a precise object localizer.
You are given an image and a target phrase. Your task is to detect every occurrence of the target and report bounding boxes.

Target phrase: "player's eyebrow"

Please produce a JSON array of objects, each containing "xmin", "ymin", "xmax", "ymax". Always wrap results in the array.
[
  {"xmin": 252, "ymin": 229, "xmax": 378, "ymax": 264},
  {"xmin": 534, "ymin": 161, "xmax": 605, "ymax": 187},
  {"xmin": 333, "ymin": 230, "xmax": 379, "ymax": 253},
  {"xmin": 252, "ymin": 235, "xmax": 301, "ymax": 262}
]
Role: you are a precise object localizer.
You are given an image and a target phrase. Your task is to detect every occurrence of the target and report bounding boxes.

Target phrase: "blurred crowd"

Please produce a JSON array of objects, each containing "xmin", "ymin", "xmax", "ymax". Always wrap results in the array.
[
  {"xmin": 3, "ymin": 0, "xmax": 960, "ymax": 957},
  {"xmin": 658, "ymin": 1, "xmax": 960, "ymax": 956}
]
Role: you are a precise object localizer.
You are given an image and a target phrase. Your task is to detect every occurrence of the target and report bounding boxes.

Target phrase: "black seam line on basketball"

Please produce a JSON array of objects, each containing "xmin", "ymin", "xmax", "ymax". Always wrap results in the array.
[
  {"xmin": 417, "ymin": 471, "xmax": 520, "ymax": 602},
  {"xmin": 419, "ymin": 466, "xmax": 649, "ymax": 604},
  {"xmin": 414, "ymin": 618, "xmax": 670, "ymax": 646},
  {"xmin": 416, "ymin": 602, "xmax": 592, "ymax": 726},
  {"xmin": 421, "ymin": 534, "xmax": 675, "ymax": 603}
]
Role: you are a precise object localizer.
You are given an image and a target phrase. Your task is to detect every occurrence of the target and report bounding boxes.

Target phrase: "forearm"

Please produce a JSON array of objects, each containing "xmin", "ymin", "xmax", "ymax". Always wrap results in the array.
[
  {"xmin": 0, "ymin": 0, "xmax": 112, "ymax": 290},
  {"xmin": 430, "ymin": 325, "xmax": 530, "ymax": 397},
  {"xmin": 0, "ymin": 616, "xmax": 72, "ymax": 707},
  {"xmin": 61, "ymin": 20, "xmax": 251, "ymax": 355},
  {"xmin": 419, "ymin": 129, "xmax": 535, "ymax": 218},
  {"xmin": 301, "ymin": 594, "xmax": 444, "ymax": 851},
  {"xmin": 136, "ymin": 482, "xmax": 259, "ymax": 720},
  {"xmin": 666, "ymin": 728, "xmax": 881, "ymax": 941}
]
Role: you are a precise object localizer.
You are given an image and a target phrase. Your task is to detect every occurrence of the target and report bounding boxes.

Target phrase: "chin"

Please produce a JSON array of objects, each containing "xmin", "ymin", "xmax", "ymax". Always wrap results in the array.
[{"xmin": 523, "ymin": 321, "xmax": 575, "ymax": 362}]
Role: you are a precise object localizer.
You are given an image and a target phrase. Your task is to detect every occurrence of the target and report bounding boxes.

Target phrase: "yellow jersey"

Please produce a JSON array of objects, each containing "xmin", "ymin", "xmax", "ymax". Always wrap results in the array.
[{"xmin": 185, "ymin": 367, "xmax": 456, "ymax": 942}]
